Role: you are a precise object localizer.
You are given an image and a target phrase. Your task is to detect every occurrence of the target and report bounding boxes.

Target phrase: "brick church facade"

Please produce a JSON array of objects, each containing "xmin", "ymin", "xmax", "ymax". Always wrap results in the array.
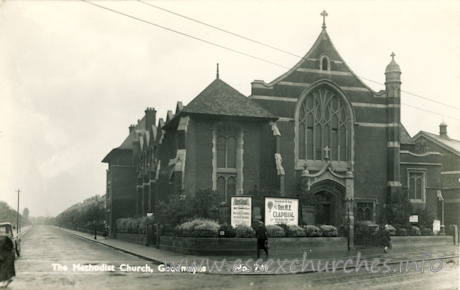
[{"xmin": 102, "ymin": 14, "xmax": 459, "ymax": 241}]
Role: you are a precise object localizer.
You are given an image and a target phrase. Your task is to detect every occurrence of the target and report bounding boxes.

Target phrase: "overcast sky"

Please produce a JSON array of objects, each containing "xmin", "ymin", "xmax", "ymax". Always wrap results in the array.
[{"xmin": 1, "ymin": 1, "xmax": 459, "ymax": 217}]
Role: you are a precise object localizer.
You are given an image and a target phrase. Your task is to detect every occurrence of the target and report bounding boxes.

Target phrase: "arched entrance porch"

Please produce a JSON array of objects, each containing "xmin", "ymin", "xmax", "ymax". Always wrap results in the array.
[{"xmin": 309, "ymin": 180, "xmax": 345, "ymax": 228}]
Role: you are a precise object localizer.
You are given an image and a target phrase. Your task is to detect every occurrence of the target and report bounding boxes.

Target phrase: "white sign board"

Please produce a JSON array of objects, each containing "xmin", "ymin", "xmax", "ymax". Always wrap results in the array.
[
  {"xmin": 265, "ymin": 197, "xmax": 299, "ymax": 225},
  {"xmin": 409, "ymin": 215, "xmax": 418, "ymax": 223},
  {"xmin": 433, "ymin": 220, "xmax": 441, "ymax": 233},
  {"xmin": 231, "ymin": 196, "xmax": 252, "ymax": 227}
]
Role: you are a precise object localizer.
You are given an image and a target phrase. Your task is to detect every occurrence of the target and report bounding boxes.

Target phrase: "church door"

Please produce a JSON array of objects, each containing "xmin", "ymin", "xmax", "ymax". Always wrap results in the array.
[
  {"xmin": 309, "ymin": 181, "xmax": 346, "ymax": 228},
  {"xmin": 315, "ymin": 191, "xmax": 336, "ymax": 225}
]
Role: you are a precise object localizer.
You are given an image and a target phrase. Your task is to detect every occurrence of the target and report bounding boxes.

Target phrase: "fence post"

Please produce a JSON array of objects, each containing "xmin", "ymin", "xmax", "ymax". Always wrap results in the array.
[{"xmin": 449, "ymin": 225, "xmax": 458, "ymax": 244}]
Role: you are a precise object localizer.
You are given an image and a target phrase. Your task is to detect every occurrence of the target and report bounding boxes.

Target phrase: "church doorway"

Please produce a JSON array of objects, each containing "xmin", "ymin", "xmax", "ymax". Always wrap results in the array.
[
  {"xmin": 309, "ymin": 181, "xmax": 345, "ymax": 227},
  {"xmin": 315, "ymin": 191, "xmax": 336, "ymax": 225}
]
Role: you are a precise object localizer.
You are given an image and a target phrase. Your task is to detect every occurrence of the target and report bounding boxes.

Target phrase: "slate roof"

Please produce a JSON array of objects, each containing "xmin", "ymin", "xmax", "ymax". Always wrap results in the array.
[
  {"xmin": 414, "ymin": 131, "xmax": 460, "ymax": 156},
  {"xmin": 163, "ymin": 78, "xmax": 277, "ymax": 129},
  {"xmin": 400, "ymin": 124, "xmax": 414, "ymax": 144},
  {"xmin": 102, "ymin": 118, "xmax": 145, "ymax": 162},
  {"xmin": 253, "ymin": 28, "xmax": 376, "ymax": 94}
]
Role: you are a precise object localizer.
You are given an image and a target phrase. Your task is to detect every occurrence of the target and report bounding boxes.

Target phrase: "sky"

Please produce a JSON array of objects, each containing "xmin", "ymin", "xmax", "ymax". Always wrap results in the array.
[{"xmin": 1, "ymin": 1, "xmax": 459, "ymax": 217}]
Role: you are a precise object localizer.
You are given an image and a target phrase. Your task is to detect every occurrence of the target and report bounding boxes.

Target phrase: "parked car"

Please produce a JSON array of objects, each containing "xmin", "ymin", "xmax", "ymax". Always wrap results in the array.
[{"xmin": 0, "ymin": 223, "xmax": 21, "ymax": 257}]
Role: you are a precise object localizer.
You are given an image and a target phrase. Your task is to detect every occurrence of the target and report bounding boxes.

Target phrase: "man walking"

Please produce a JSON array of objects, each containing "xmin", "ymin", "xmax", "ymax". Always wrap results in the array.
[
  {"xmin": 380, "ymin": 224, "xmax": 392, "ymax": 253},
  {"xmin": 256, "ymin": 221, "xmax": 269, "ymax": 258}
]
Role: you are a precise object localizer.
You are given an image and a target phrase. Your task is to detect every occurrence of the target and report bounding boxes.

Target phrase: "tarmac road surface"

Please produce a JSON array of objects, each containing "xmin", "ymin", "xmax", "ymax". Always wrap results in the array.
[{"xmin": 8, "ymin": 225, "xmax": 459, "ymax": 289}]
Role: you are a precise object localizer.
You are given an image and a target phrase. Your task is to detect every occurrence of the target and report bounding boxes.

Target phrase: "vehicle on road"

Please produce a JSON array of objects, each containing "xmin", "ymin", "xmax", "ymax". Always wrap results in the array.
[{"xmin": 0, "ymin": 223, "xmax": 21, "ymax": 257}]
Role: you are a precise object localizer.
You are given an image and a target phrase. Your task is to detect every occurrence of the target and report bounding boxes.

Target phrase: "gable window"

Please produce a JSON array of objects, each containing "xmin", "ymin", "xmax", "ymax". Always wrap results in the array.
[
  {"xmin": 320, "ymin": 55, "xmax": 331, "ymax": 71},
  {"xmin": 408, "ymin": 170, "xmax": 426, "ymax": 202},
  {"xmin": 213, "ymin": 122, "xmax": 243, "ymax": 202},
  {"xmin": 295, "ymin": 85, "xmax": 351, "ymax": 170}
]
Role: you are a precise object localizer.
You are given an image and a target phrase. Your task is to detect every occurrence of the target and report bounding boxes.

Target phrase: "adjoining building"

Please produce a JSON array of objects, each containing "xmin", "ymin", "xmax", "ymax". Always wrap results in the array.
[{"xmin": 102, "ymin": 13, "xmax": 459, "ymax": 242}]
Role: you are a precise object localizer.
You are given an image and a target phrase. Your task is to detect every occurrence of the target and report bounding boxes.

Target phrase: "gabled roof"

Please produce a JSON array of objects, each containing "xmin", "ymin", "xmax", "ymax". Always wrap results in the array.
[
  {"xmin": 102, "ymin": 118, "xmax": 145, "ymax": 163},
  {"xmin": 253, "ymin": 28, "xmax": 376, "ymax": 93},
  {"xmin": 400, "ymin": 124, "xmax": 415, "ymax": 145},
  {"xmin": 413, "ymin": 131, "xmax": 460, "ymax": 156},
  {"xmin": 163, "ymin": 78, "xmax": 277, "ymax": 129}
]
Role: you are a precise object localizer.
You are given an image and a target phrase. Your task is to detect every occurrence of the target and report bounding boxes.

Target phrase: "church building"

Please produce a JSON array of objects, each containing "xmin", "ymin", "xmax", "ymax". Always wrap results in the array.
[{"xmin": 102, "ymin": 12, "xmax": 459, "ymax": 242}]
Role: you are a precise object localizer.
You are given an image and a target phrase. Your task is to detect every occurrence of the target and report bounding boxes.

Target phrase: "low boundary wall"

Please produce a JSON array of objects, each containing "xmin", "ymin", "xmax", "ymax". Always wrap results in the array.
[
  {"xmin": 391, "ymin": 236, "xmax": 454, "ymax": 250},
  {"xmin": 159, "ymin": 235, "xmax": 455, "ymax": 256},
  {"xmin": 159, "ymin": 236, "xmax": 347, "ymax": 256}
]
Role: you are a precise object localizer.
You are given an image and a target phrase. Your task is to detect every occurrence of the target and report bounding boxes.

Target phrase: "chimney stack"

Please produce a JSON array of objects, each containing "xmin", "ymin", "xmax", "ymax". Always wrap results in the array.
[
  {"xmin": 145, "ymin": 107, "xmax": 157, "ymax": 131},
  {"xmin": 129, "ymin": 124, "xmax": 135, "ymax": 133}
]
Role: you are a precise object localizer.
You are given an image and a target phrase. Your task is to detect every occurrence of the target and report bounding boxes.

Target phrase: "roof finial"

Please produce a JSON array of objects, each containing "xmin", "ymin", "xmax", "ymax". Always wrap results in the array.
[
  {"xmin": 321, "ymin": 10, "xmax": 328, "ymax": 29},
  {"xmin": 216, "ymin": 63, "xmax": 219, "ymax": 79},
  {"xmin": 391, "ymin": 52, "xmax": 395, "ymax": 61}
]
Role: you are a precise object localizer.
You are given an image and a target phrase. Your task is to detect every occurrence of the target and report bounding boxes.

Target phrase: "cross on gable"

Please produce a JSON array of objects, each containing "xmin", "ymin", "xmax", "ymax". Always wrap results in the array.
[
  {"xmin": 321, "ymin": 10, "xmax": 328, "ymax": 29},
  {"xmin": 391, "ymin": 52, "xmax": 395, "ymax": 60}
]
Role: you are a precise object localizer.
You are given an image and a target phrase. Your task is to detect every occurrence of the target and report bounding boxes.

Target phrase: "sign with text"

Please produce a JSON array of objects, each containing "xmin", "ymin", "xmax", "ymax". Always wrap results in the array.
[
  {"xmin": 231, "ymin": 196, "xmax": 252, "ymax": 227},
  {"xmin": 265, "ymin": 197, "xmax": 299, "ymax": 225},
  {"xmin": 409, "ymin": 215, "xmax": 418, "ymax": 223},
  {"xmin": 433, "ymin": 220, "xmax": 441, "ymax": 232}
]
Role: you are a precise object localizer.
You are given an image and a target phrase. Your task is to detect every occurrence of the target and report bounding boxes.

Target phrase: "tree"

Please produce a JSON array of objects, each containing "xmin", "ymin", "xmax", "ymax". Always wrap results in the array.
[
  {"xmin": 416, "ymin": 207, "xmax": 435, "ymax": 230},
  {"xmin": 55, "ymin": 195, "xmax": 105, "ymax": 230},
  {"xmin": 158, "ymin": 188, "xmax": 220, "ymax": 226},
  {"xmin": 382, "ymin": 189, "xmax": 413, "ymax": 228},
  {"xmin": 0, "ymin": 201, "xmax": 21, "ymax": 226}
]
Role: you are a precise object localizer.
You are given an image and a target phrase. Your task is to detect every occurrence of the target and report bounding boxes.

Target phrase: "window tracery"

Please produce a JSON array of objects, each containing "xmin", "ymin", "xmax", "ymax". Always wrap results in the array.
[{"xmin": 297, "ymin": 86, "xmax": 350, "ymax": 165}]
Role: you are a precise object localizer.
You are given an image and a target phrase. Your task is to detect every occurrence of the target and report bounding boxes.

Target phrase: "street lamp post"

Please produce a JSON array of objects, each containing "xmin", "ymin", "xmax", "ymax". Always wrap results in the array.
[
  {"xmin": 16, "ymin": 189, "xmax": 20, "ymax": 234},
  {"xmin": 94, "ymin": 196, "xmax": 98, "ymax": 240}
]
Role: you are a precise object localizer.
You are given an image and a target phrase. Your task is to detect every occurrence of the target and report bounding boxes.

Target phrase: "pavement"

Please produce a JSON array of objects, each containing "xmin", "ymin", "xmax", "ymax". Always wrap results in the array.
[{"xmin": 57, "ymin": 226, "xmax": 459, "ymax": 275}]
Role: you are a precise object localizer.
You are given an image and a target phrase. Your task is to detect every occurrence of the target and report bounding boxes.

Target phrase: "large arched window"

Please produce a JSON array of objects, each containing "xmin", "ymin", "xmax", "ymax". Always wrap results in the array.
[
  {"xmin": 213, "ymin": 122, "xmax": 243, "ymax": 202},
  {"xmin": 296, "ymin": 85, "xmax": 351, "ymax": 170}
]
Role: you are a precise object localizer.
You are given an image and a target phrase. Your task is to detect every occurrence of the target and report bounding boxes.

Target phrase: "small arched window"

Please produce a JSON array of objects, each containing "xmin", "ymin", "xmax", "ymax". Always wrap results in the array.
[{"xmin": 320, "ymin": 55, "xmax": 330, "ymax": 71}]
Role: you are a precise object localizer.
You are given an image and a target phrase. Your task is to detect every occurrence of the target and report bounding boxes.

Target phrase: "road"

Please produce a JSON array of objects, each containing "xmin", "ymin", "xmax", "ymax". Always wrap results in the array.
[{"xmin": 8, "ymin": 226, "xmax": 459, "ymax": 289}]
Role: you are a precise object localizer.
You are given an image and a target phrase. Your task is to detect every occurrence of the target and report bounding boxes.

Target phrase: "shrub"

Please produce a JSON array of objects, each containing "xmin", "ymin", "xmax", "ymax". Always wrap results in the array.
[
  {"xmin": 354, "ymin": 222, "xmax": 373, "ymax": 237},
  {"xmin": 218, "ymin": 223, "xmax": 235, "ymax": 238},
  {"xmin": 276, "ymin": 224, "xmax": 289, "ymax": 237},
  {"xmin": 193, "ymin": 220, "xmax": 220, "ymax": 237},
  {"xmin": 158, "ymin": 188, "xmax": 220, "ymax": 226},
  {"xmin": 382, "ymin": 189, "xmax": 412, "ymax": 228},
  {"xmin": 319, "ymin": 225, "xmax": 338, "ymax": 237},
  {"xmin": 387, "ymin": 225, "xmax": 397, "ymax": 236},
  {"xmin": 266, "ymin": 225, "xmax": 285, "ymax": 238},
  {"xmin": 421, "ymin": 228, "xmax": 433, "ymax": 236},
  {"xmin": 138, "ymin": 216, "xmax": 155, "ymax": 234},
  {"xmin": 115, "ymin": 217, "xmax": 155, "ymax": 234},
  {"xmin": 235, "ymin": 225, "xmax": 255, "ymax": 238},
  {"xmin": 396, "ymin": 227, "xmax": 407, "ymax": 236},
  {"xmin": 129, "ymin": 218, "xmax": 142, "ymax": 234},
  {"xmin": 116, "ymin": 218, "xmax": 130, "ymax": 233},
  {"xmin": 410, "ymin": 226, "xmax": 421, "ymax": 236},
  {"xmin": 286, "ymin": 225, "xmax": 306, "ymax": 237},
  {"xmin": 303, "ymin": 225, "xmax": 322, "ymax": 237},
  {"xmin": 176, "ymin": 218, "xmax": 220, "ymax": 238},
  {"xmin": 415, "ymin": 208, "xmax": 436, "ymax": 230}
]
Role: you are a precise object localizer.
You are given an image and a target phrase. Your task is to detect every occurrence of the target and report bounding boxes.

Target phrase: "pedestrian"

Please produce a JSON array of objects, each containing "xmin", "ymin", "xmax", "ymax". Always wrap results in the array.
[
  {"xmin": 380, "ymin": 224, "xmax": 392, "ymax": 253},
  {"xmin": 255, "ymin": 221, "xmax": 269, "ymax": 259},
  {"xmin": 0, "ymin": 236, "xmax": 16, "ymax": 288},
  {"xmin": 103, "ymin": 224, "xmax": 109, "ymax": 239}
]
